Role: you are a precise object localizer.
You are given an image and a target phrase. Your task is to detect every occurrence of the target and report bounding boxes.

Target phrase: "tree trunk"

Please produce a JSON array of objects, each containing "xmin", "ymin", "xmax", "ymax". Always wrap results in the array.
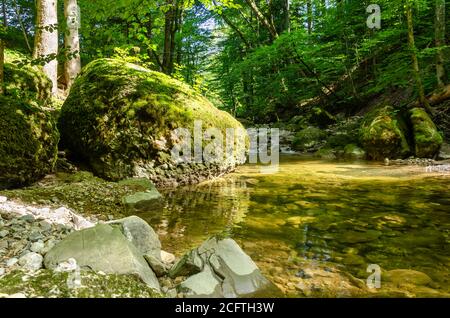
[
  {"xmin": 34, "ymin": 0, "xmax": 59, "ymax": 96},
  {"xmin": 307, "ymin": 0, "xmax": 312, "ymax": 34},
  {"xmin": 283, "ymin": 0, "xmax": 290, "ymax": 33},
  {"xmin": 64, "ymin": 0, "xmax": 81, "ymax": 90},
  {"xmin": 435, "ymin": 0, "xmax": 446, "ymax": 88},
  {"xmin": 244, "ymin": 0, "xmax": 278, "ymax": 40},
  {"xmin": 0, "ymin": 0, "xmax": 6, "ymax": 95},
  {"xmin": 162, "ymin": 0, "xmax": 174, "ymax": 74},
  {"xmin": 406, "ymin": 1, "xmax": 432, "ymax": 113}
]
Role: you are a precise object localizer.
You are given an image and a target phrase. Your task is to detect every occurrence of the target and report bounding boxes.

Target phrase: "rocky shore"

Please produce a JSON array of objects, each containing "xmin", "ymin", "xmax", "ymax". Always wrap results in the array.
[{"xmin": 0, "ymin": 195, "xmax": 278, "ymax": 298}]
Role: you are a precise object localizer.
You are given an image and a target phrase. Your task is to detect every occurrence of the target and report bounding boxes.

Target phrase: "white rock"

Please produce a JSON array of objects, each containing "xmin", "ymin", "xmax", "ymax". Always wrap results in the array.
[
  {"xmin": 161, "ymin": 250, "xmax": 176, "ymax": 264},
  {"xmin": 0, "ymin": 196, "xmax": 7, "ymax": 203},
  {"xmin": 18, "ymin": 252, "xmax": 43, "ymax": 271},
  {"xmin": 71, "ymin": 212, "xmax": 95, "ymax": 230},
  {"xmin": 0, "ymin": 268, "xmax": 5, "ymax": 276},
  {"xmin": 30, "ymin": 241, "xmax": 45, "ymax": 254},
  {"xmin": 55, "ymin": 258, "xmax": 78, "ymax": 272},
  {"xmin": 6, "ymin": 258, "xmax": 18, "ymax": 267}
]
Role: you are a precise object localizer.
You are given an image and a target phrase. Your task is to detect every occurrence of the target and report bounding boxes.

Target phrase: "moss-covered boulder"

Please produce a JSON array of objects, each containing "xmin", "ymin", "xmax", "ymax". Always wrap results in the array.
[
  {"xmin": 292, "ymin": 126, "xmax": 327, "ymax": 152},
  {"xmin": 4, "ymin": 50, "xmax": 52, "ymax": 103},
  {"xmin": 408, "ymin": 108, "xmax": 443, "ymax": 158},
  {"xmin": 0, "ymin": 96, "xmax": 59, "ymax": 189},
  {"xmin": 360, "ymin": 106, "xmax": 411, "ymax": 160},
  {"xmin": 59, "ymin": 59, "xmax": 247, "ymax": 185}
]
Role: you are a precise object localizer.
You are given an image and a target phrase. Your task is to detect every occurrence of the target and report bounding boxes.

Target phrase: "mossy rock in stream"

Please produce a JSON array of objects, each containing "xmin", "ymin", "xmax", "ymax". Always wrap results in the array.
[
  {"xmin": 3, "ymin": 49, "xmax": 52, "ymax": 103},
  {"xmin": 58, "ymin": 59, "xmax": 247, "ymax": 185},
  {"xmin": 0, "ymin": 96, "xmax": 59, "ymax": 189},
  {"xmin": 359, "ymin": 106, "xmax": 411, "ymax": 160},
  {"xmin": 408, "ymin": 108, "xmax": 443, "ymax": 158},
  {"xmin": 292, "ymin": 126, "xmax": 327, "ymax": 152}
]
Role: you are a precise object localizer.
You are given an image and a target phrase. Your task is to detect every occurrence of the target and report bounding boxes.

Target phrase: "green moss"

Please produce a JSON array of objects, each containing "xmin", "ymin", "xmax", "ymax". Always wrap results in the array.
[
  {"xmin": 3, "ymin": 49, "xmax": 52, "ymax": 104},
  {"xmin": 292, "ymin": 126, "xmax": 327, "ymax": 151},
  {"xmin": 0, "ymin": 270, "xmax": 162, "ymax": 298},
  {"xmin": 59, "ymin": 59, "xmax": 247, "ymax": 181},
  {"xmin": 310, "ymin": 107, "xmax": 336, "ymax": 128},
  {"xmin": 0, "ymin": 96, "xmax": 59, "ymax": 189},
  {"xmin": 0, "ymin": 171, "xmax": 148, "ymax": 218},
  {"xmin": 359, "ymin": 106, "xmax": 411, "ymax": 160},
  {"xmin": 408, "ymin": 108, "xmax": 443, "ymax": 158}
]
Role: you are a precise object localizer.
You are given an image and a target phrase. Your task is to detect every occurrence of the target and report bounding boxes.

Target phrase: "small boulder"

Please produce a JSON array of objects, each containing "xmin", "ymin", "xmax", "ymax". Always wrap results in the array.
[
  {"xmin": 178, "ymin": 265, "xmax": 223, "ymax": 298},
  {"xmin": 122, "ymin": 190, "xmax": 162, "ymax": 210},
  {"xmin": 383, "ymin": 269, "xmax": 432, "ymax": 286},
  {"xmin": 174, "ymin": 237, "xmax": 280, "ymax": 298},
  {"xmin": 18, "ymin": 252, "xmax": 43, "ymax": 271},
  {"xmin": 169, "ymin": 249, "xmax": 204, "ymax": 278},
  {"xmin": 144, "ymin": 254, "xmax": 170, "ymax": 277},
  {"xmin": 409, "ymin": 108, "xmax": 443, "ymax": 158},
  {"xmin": 108, "ymin": 216, "xmax": 161, "ymax": 259},
  {"xmin": 44, "ymin": 224, "xmax": 160, "ymax": 291},
  {"xmin": 292, "ymin": 127, "xmax": 327, "ymax": 152},
  {"xmin": 360, "ymin": 106, "xmax": 411, "ymax": 160}
]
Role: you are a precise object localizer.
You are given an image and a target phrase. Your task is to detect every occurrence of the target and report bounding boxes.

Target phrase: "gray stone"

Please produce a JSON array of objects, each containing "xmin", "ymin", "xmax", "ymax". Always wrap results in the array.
[
  {"xmin": 6, "ymin": 258, "xmax": 18, "ymax": 267},
  {"xmin": 39, "ymin": 221, "xmax": 52, "ymax": 232},
  {"xmin": 0, "ymin": 230, "xmax": 9, "ymax": 238},
  {"xmin": 178, "ymin": 265, "xmax": 223, "ymax": 298},
  {"xmin": 437, "ymin": 143, "xmax": 450, "ymax": 160},
  {"xmin": 108, "ymin": 216, "xmax": 161, "ymax": 259},
  {"xmin": 169, "ymin": 249, "xmax": 204, "ymax": 278},
  {"xmin": 20, "ymin": 215, "xmax": 35, "ymax": 223},
  {"xmin": 144, "ymin": 253, "xmax": 169, "ymax": 277},
  {"xmin": 44, "ymin": 224, "xmax": 160, "ymax": 292},
  {"xmin": 174, "ymin": 237, "xmax": 280, "ymax": 298},
  {"xmin": 18, "ymin": 252, "xmax": 43, "ymax": 271},
  {"xmin": 161, "ymin": 250, "xmax": 176, "ymax": 264},
  {"xmin": 28, "ymin": 231, "xmax": 43, "ymax": 242},
  {"xmin": 0, "ymin": 268, "xmax": 4, "ymax": 276},
  {"xmin": 122, "ymin": 190, "xmax": 162, "ymax": 210},
  {"xmin": 30, "ymin": 241, "xmax": 45, "ymax": 254}
]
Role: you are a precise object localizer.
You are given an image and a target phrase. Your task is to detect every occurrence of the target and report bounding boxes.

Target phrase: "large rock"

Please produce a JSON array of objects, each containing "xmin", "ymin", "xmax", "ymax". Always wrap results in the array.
[
  {"xmin": 44, "ymin": 224, "xmax": 160, "ymax": 291},
  {"xmin": 408, "ymin": 108, "xmax": 443, "ymax": 158},
  {"xmin": 58, "ymin": 59, "xmax": 248, "ymax": 185},
  {"xmin": 0, "ymin": 96, "xmax": 59, "ymax": 189},
  {"xmin": 172, "ymin": 237, "xmax": 280, "ymax": 298},
  {"xmin": 360, "ymin": 106, "xmax": 411, "ymax": 160}
]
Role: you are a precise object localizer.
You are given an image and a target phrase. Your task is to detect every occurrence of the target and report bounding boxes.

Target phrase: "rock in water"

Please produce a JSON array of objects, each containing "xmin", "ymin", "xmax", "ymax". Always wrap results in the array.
[
  {"xmin": 408, "ymin": 108, "xmax": 443, "ymax": 158},
  {"xmin": 360, "ymin": 106, "xmax": 411, "ymax": 160},
  {"xmin": 172, "ymin": 237, "xmax": 280, "ymax": 298},
  {"xmin": 107, "ymin": 216, "xmax": 161, "ymax": 260},
  {"xmin": 179, "ymin": 265, "xmax": 223, "ymax": 298},
  {"xmin": 122, "ymin": 191, "xmax": 162, "ymax": 210},
  {"xmin": 383, "ymin": 269, "xmax": 432, "ymax": 286},
  {"xmin": 58, "ymin": 59, "xmax": 248, "ymax": 185},
  {"xmin": 43, "ymin": 224, "xmax": 160, "ymax": 292}
]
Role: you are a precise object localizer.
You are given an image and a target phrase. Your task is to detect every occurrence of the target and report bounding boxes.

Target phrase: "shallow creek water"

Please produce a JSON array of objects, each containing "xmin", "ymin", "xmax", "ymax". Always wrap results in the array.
[{"xmin": 135, "ymin": 155, "xmax": 450, "ymax": 297}]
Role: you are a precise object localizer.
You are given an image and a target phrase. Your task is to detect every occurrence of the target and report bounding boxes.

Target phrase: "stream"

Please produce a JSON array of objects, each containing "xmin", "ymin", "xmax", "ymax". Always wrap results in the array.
[{"xmin": 134, "ymin": 155, "xmax": 449, "ymax": 297}]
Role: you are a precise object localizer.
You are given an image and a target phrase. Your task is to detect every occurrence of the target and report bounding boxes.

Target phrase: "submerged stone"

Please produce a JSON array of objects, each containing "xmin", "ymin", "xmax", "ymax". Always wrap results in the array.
[
  {"xmin": 122, "ymin": 190, "xmax": 162, "ymax": 210},
  {"xmin": 383, "ymin": 269, "xmax": 432, "ymax": 286}
]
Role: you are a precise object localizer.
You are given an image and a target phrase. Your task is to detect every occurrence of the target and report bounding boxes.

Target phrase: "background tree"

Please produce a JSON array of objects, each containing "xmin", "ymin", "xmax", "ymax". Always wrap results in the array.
[
  {"xmin": 64, "ymin": 0, "xmax": 81, "ymax": 89},
  {"xmin": 33, "ymin": 0, "xmax": 58, "ymax": 95}
]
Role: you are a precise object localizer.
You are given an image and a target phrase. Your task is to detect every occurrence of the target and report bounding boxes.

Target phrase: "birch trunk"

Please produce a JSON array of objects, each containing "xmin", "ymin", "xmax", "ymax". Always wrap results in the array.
[
  {"xmin": 34, "ymin": 0, "xmax": 58, "ymax": 96},
  {"xmin": 64, "ymin": 0, "xmax": 81, "ymax": 90}
]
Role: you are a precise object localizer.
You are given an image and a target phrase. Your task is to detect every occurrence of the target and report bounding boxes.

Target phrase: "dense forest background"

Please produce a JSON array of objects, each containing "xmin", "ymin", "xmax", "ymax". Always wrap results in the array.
[{"xmin": 0, "ymin": 0, "xmax": 448, "ymax": 123}]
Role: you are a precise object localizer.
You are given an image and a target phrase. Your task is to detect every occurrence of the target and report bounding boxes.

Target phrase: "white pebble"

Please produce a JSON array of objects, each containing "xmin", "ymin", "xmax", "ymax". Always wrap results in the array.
[{"xmin": 0, "ymin": 196, "xmax": 7, "ymax": 203}]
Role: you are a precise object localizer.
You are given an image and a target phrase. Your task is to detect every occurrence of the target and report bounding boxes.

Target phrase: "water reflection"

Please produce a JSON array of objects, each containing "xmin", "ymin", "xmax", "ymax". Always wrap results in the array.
[{"xmin": 133, "ymin": 155, "xmax": 450, "ymax": 297}]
